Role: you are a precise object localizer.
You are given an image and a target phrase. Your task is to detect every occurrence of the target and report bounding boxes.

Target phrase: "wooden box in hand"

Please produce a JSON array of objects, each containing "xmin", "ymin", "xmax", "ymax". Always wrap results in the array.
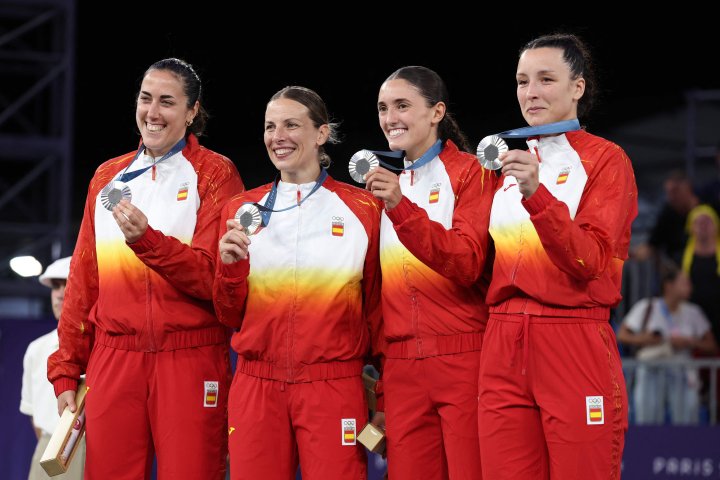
[{"xmin": 40, "ymin": 381, "xmax": 88, "ymax": 476}]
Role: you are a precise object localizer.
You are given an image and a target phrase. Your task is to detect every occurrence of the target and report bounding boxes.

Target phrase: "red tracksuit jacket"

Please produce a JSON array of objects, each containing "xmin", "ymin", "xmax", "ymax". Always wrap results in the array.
[
  {"xmin": 380, "ymin": 140, "xmax": 496, "ymax": 358},
  {"xmin": 48, "ymin": 134, "xmax": 244, "ymax": 395},
  {"xmin": 488, "ymin": 129, "xmax": 638, "ymax": 314},
  {"xmin": 213, "ymin": 176, "xmax": 383, "ymax": 383}
]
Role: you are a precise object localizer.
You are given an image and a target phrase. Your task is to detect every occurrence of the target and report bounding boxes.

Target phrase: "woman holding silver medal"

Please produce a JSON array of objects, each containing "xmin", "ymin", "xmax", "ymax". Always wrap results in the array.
[
  {"xmin": 476, "ymin": 34, "xmax": 638, "ymax": 479},
  {"xmin": 362, "ymin": 66, "xmax": 495, "ymax": 480},
  {"xmin": 214, "ymin": 86, "xmax": 383, "ymax": 480},
  {"xmin": 48, "ymin": 58, "xmax": 243, "ymax": 479}
]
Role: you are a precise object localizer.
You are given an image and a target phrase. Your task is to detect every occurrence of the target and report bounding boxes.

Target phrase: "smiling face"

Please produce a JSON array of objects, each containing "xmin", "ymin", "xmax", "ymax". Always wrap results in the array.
[
  {"xmin": 136, "ymin": 69, "xmax": 198, "ymax": 157},
  {"xmin": 516, "ymin": 47, "xmax": 585, "ymax": 126},
  {"xmin": 377, "ymin": 79, "xmax": 445, "ymax": 161},
  {"xmin": 264, "ymin": 98, "xmax": 329, "ymax": 184}
]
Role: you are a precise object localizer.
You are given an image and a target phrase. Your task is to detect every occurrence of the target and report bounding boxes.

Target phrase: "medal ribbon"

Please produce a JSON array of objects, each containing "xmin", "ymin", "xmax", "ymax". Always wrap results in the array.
[
  {"xmin": 496, "ymin": 119, "xmax": 580, "ymax": 138},
  {"xmin": 366, "ymin": 139, "xmax": 443, "ymax": 171},
  {"xmin": 117, "ymin": 138, "xmax": 187, "ymax": 183},
  {"xmin": 246, "ymin": 169, "xmax": 329, "ymax": 228}
]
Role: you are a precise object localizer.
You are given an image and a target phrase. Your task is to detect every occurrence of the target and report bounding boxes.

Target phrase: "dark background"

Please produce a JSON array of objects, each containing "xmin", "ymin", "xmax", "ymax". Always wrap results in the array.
[{"xmin": 71, "ymin": 10, "xmax": 716, "ymax": 222}]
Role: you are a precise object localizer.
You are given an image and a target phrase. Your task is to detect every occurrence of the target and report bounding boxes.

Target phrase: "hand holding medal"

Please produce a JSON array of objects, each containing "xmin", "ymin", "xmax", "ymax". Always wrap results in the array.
[
  {"xmin": 218, "ymin": 204, "xmax": 258, "ymax": 265},
  {"xmin": 111, "ymin": 199, "xmax": 149, "ymax": 244}
]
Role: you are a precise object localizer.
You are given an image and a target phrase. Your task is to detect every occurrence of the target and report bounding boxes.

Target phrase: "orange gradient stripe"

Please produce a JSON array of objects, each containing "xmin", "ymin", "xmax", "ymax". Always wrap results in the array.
[
  {"xmin": 246, "ymin": 267, "xmax": 362, "ymax": 311},
  {"xmin": 380, "ymin": 244, "xmax": 455, "ymax": 292}
]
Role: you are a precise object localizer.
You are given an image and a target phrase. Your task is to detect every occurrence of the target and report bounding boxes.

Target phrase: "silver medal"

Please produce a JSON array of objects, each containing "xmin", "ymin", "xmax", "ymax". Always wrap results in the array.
[
  {"xmin": 476, "ymin": 135, "xmax": 508, "ymax": 171},
  {"xmin": 234, "ymin": 204, "xmax": 262, "ymax": 235},
  {"xmin": 348, "ymin": 150, "xmax": 379, "ymax": 184},
  {"xmin": 100, "ymin": 181, "xmax": 132, "ymax": 211}
]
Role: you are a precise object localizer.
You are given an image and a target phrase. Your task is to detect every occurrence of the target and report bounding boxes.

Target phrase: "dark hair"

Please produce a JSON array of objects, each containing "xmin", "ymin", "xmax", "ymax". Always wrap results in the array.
[
  {"xmin": 384, "ymin": 66, "xmax": 471, "ymax": 153},
  {"xmin": 142, "ymin": 58, "xmax": 208, "ymax": 136},
  {"xmin": 659, "ymin": 261, "xmax": 682, "ymax": 295},
  {"xmin": 521, "ymin": 33, "xmax": 597, "ymax": 119},
  {"xmin": 270, "ymin": 86, "xmax": 339, "ymax": 168}
]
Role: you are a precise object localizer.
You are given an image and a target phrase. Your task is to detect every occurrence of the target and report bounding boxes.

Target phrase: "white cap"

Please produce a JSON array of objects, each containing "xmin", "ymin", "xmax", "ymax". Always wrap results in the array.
[{"xmin": 38, "ymin": 256, "xmax": 72, "ymax": 288}]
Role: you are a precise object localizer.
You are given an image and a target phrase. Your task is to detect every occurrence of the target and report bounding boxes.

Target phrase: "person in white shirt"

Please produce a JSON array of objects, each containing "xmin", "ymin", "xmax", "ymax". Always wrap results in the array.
[
  {"xmin": 618, "ymin": 265, "xmax": 718, "ymax": 424},
  {"xmin": 20, "ymin": 257, "xmax": 85, "ymax": 480}
]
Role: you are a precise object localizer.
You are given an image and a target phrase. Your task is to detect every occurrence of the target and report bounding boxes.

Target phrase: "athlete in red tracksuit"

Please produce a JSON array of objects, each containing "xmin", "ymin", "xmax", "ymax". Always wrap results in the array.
[
  {"xmin": 477, "ymin": 35, "xmax": 637, "ymax": 480},
  {"xmin": 366, "ymin": 66, "xmax": 495, "ymax": 480},
  {"xmin": 48, "ymin": 59, "xmax": 244, "ymax": 480},
  {"xmin": 213, "ymin": 86, "xmax": 383, "ymax": 480}
]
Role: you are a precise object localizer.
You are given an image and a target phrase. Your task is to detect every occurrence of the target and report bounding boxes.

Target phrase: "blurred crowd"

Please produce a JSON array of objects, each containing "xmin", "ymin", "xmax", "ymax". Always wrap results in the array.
[{"xmin": 620, "ymin": 146, "xmax": 720, "ymax": 425}]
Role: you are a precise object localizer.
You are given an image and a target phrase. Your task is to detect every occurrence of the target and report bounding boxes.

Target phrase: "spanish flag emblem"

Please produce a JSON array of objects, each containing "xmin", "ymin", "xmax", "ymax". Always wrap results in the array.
[
  {"xmin": 341, "ymin": 418, "xmax": 357, "ymax": 445},
  {"xmin": 556, "ymin": 167, "xmax": 570, "ymax": 185},
  {"xmin": 332, "ymin": 221, "xmax": 344, "ymax": 237},
  {"xmin": 586, "ymin": 395, "xmax": 604, "ymax": 425},
  {"xmin": 429, "ymin": 188, "xmax": 440, "ymax": 204},
  {"xmin": 204, "ymin": 381, "xmax": 219, "ymax": 408},
  {"xmin": 177, "ymin": 186, "xmax": 189, "ymax": 201}
]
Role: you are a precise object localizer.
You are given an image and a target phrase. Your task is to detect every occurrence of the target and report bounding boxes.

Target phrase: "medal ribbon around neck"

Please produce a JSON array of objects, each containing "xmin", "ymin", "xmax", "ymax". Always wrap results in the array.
[
  {"xmin": 234, "ymin": 169, "xmax": 329, "ymax": 235},
  {"xmin": 476, "ymin": 119, "xmax": 580, "ymax": 170},
  {"xmin": 100, "ymin": 138, "xmax": 187, "ymax": 211},
  {"xmin": 348, "ymin": 139, "xmax": 443, "ymax": 183}
]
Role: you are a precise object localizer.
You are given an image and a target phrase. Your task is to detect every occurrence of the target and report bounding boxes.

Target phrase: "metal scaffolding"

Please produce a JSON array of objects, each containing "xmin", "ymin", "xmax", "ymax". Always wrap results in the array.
[
  {"xmin": 0, "ymin": 0, "xmax": 75, "ymax": 301},
  {"xmin": 684, "ymin": 89, "xmax": 720, "ymax": 181}
]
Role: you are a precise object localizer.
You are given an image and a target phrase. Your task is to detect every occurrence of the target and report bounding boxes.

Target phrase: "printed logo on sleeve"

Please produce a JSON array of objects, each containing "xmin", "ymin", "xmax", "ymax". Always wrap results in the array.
[
  {"xmin": 332, "ymin": 216, "xmax": 345, "ymax": 237},
  {"xmin": 341, "ymin": 418, "xmax": 356, "ymax": 445},
  {"xmin": 586, "ymin": 395, "xmax": 604, "ymax": 425},
  {"xmin": 177, "ymin": 182, "xmax": 189, "ymax": 201},
  {"xmin": 204, "ymin": 381, "xmax": 219, "ymax": 407}
]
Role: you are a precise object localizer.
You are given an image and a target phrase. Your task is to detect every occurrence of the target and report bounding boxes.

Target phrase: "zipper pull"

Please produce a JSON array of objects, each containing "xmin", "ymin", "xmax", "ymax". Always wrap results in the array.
[
  {"xmin": 152, "ymin": 164, "xmax": 156, "ymax": 181},
  {"xmin": 296, "ymin": 189, "xmax": 301, "ymax": 206},
  {"xmin": 410, "ymin": 170, "xmax": 414, "ymax": 186}
]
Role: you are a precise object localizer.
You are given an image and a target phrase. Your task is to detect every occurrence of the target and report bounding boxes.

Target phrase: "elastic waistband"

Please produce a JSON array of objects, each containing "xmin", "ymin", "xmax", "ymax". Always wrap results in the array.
[
  {"xmin": 385, "ymin": 332, "xmax": 483, "ymax": 359},
  {"xmin": 490, "ymin": 297, "xmax": 609, "ymax": 321},
  {"xmin": 95, "ymin": 325, "xmax": 229, "ymax": 351},
  {"xmin": 236, "ymin": 358, "xmax": 364, "ymax": 383}
]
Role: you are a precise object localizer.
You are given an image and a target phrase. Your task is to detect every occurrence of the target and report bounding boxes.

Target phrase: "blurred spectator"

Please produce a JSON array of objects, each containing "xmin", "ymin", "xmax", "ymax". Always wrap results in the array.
[
  {"xmin": 682, "ymin": 204, "xmax": 720, "ymax": 420},
  {"xmin": 633, "ymin": 170, "xmax": 699, "ymax": 267},
  {"xmin": 20, "ymin": 257, "xmax": 85, "ymax": 480},
  {"xmin": 683, "ymin": 204, "xmax": 720, "ymax": 344},
  {"xmin": 697, "ymin": 143, "xmax": 720, "ymax": 212},
  {"xmin": 618, "ymin": 265, "xmax": 717, "ymax": 424}
]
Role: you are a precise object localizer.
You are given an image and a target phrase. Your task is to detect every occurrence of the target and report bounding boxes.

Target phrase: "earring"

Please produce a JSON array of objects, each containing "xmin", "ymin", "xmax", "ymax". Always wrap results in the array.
[{"xmin": 186, "ymin": 119, "xmax": 193, "ymax": 127}]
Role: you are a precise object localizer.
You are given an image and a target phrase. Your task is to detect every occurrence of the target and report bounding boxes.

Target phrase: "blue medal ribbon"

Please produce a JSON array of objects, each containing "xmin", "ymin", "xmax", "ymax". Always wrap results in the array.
[
  {"xmin": 496, "ymin": 119, "xmax": 580, "ymax": 138},
  {"xmin": 117, "ymin": 138, "xmax": 187, "ymax": 183},
  {"xmin": 367, "ymin": 139, "xmax": 443, "ymax": 172},
  {"xmin": 247, "ymin": 169, "xmax": 329, "ymax": 228}
]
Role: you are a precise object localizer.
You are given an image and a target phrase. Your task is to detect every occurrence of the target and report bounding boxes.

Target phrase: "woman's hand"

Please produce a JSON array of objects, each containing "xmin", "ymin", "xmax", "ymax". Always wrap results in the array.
[
  {"xmin": 57, "ymin": 390, "xmax": 76, "ymax": 416},
  {"xmin": 365, "ymin": 167, "xmax": 403, "ymax": 211},
  {"xmin": 500, "ymin": 149, "xmax": 540, "ymax": 199},
  {"xmin": 219, "ymin": 219, "xmax": 251, "ymax": 264},
  {"xmin": 112, "ymin": 200, "xmax": 148, "ymax": 243}
]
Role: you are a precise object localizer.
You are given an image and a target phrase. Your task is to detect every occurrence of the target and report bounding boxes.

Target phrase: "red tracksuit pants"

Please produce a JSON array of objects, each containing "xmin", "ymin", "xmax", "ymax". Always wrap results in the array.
[
  {"xmin": 478, "ymin": 314, "xmax": 628, "ymax": 480},
  {"xmin": 83, "ymin": 343, "xmax": 231, "ymax": 480},
  {"xmin": 227, "ymin": 372, "xmax": 368, "ymax": 480},
  {"xmin": 384, "ymin": 351, "xmax": 483, "ymax": 480}
]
